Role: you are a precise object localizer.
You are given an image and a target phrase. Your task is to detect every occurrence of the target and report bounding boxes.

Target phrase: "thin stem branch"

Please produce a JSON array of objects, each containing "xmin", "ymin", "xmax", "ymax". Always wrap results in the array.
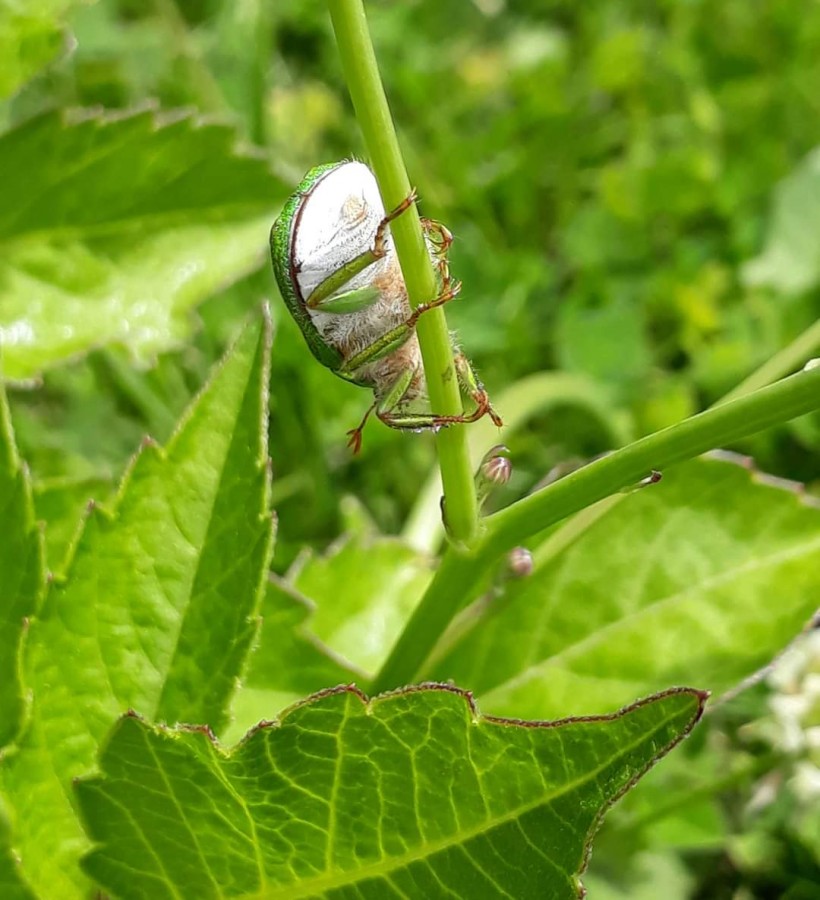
[
  {"xmin": 327, "ymin": 0, "xmax": 479, "ymax": 545},
  {"xmin": 370, "ymin": 363, "xmax": 820, "ymax": 692}
]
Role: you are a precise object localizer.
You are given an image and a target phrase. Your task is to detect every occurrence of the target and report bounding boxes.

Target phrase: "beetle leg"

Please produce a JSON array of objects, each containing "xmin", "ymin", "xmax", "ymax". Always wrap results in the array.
[
  {"xmin": 345, "ymin": 367, "xmax": 416, "ymax": 454},
  {"xmin": 404, "ymin": 279, "xmax": 462, "ymax": 329},
  {"xmin": 378, "ymin": 397, "xmax": 501, "ymax": 432},
  {"xmin": 307, "ymin": 285, "xmax": 382, "ymax": 314},
  {"xmin": 339, "ymin": 325, "xmax": 415, "ymax": 376},
  {"xmin": 372, "ymin": 188, "xmax": 418, "ymax": 257},
  {"xmin": 315, "ymin": 259, "xmax": 459, "ymax": 321},
  {"xmin": 421, "ymin": 218, "xmax": 453, "ymax": 286},
  {"xmin": 345, "ymin": 356, "xmax": 502, "ymax": 452},
  {"xmin": 453, "ymin": 351, "xmax": 503, "ymax": 428},
  {"xmin": 421, "ymin": 217, "xmax": 454, "ymax": 260},
  {"xmin": 337, "ymin": 274, "xmax": 462, "ymax": 378},
  {"xmin": 346, "ymin": 401, "xmax": 377, "ymax": 454},
  {"xmin": 376, "ymin": 364, "xmax": 502, "ymax": 434}
]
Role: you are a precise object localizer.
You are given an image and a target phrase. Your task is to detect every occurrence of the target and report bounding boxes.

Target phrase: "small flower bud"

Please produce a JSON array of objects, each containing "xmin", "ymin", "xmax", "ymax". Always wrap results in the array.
[
  {"xmin": 482, "ymin": 449, "xmax": 512, "ymax": 487},
  {"xmin": 475, "ymin": 444, "xmax": 512, "ymax": 508},
  {"xmin": 507, "ymin": 547, "xmax": 533, "ymax": 579}
]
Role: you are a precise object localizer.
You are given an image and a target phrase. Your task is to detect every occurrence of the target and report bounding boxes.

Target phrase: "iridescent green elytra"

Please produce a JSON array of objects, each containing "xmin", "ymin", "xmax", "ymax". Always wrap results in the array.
[{"xmin": 270, "ymin": 161, "xmax": 501, "ymax": 451}]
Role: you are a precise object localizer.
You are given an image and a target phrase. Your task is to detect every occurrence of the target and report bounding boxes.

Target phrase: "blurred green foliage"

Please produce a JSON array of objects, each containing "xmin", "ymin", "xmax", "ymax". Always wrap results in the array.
[
  {"xmin": 5, "ymin": 0, "xmax": 819, "ymax": 537},
  {"xmin": 1, "ymin": 1, "xmax": 819, "ymax": 894}
]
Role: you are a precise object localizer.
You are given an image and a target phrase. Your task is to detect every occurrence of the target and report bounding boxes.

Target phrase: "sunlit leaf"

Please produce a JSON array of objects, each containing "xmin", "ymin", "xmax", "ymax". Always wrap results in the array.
[
  {"xmin": 429, "ymin": 456, "xmax": 820, "ymax": 719},
  {"xmin": 77, "ymin": 684, "xmax": 705, "ymax": 900},
  {"xmin": 0, "ymin": 109, "xmax": 282, "ymax": 378},
  {"xmin": 743, "ymin": 147, "xmax": 820, "ymax": 294},
  {"xmin": 0, "ymin": 313, "xmax": 273, "ymax": 897}
]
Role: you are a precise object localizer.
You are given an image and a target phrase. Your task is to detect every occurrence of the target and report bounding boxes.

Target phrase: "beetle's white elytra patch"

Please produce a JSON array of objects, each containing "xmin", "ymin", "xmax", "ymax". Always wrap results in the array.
[
  {"xmin": 294, "ymin": 162, "xmax": 386, "ymax": 301},
  {"xmin": 291, "ymin": 161, "xmax": 424, "ymax": 402}
]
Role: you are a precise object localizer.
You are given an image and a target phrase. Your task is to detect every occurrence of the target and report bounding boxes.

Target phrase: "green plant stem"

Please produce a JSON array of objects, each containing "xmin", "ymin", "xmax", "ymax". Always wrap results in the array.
[
  {"xmin": 401, "ymin": 372, "xmax": 634, "ymax": 554},
  {"xmin": 327, "ymin": 0, "xmax": 479, "ymax": 546},
  {"xmin": 370, "ymin": 363, "xmax": 820, "ymax": 692}
]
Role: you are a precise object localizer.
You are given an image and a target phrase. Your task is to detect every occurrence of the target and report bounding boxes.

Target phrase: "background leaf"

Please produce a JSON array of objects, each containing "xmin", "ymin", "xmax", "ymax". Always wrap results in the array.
[
  {"xmin": 77, "ymin": 684, "xmax": 706, "ymax": 900},
  {"xmin": 743, "ymin": 148, "xmax": 820, "ymax": 294},
  {"xmin": 0, "ymin": 0, "xmax": 89, "ymax": 100},
  {"xmin": 227, "ymin": 577, "xmax": 359, "ymax": 744},
  {"xmin": 0, "ymin": 109, "xmax": 282, "ymax": 379},
  {"xmin": 0, "ymin": 313, "xmax": 273, "ymax": 897},
  {"xmin": 428, "ymin": 455, "xmax": 820, "ymax": 719},
  {"xmin": 228, "ymin": 505, "xmax": 434, "ymax": 740},
  {"xmin": 288, "ymin": 527, "xmax": 434, "ymax": 677},
  {"xmin": 0, "ymin": 385, "xmax": 42, "ymax": 749},
  {"xmin": 0, "ymin": 800, "xmax": 35, "ymax": 900}
]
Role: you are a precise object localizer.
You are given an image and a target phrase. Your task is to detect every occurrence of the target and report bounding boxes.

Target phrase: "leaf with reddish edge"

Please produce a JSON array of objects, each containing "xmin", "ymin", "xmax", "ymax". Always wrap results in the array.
[{"xmin": 76, "ymin": 683, "xmax": 706, "ymax": 899}]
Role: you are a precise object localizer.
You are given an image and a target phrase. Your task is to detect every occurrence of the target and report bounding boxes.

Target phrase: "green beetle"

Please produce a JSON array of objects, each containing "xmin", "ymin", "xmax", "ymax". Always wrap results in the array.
[{"xmin": 270, "ymin": 160, "xmax": 501, "ymax": 452}]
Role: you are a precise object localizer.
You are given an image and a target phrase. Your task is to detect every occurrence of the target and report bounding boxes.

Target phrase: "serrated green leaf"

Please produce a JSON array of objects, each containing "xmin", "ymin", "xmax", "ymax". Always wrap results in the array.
[
  {"xmin": 33, "ymin": 474, "xmax": 112, "ymax": 574},
  {"xmin": 0, "ymin": 313, "xmax": 274, "ymax": 897},
  {"xmin": 0, "ymin": 109, "xmax": 282, "ymax": 378},
  {"xmin": 743, "ymin": 147, "xmax": 820, "ymax": 294},
  {"xmin": 76, "ymin": 684, "xmax": 705, "ymax": 900},
  {"xmin": 428, "ymin": 456, "xmax": 820, "ymax": 719},
  {"xmin": 0, "ymin": 385, "xmax": 43, "ymax": 749}
]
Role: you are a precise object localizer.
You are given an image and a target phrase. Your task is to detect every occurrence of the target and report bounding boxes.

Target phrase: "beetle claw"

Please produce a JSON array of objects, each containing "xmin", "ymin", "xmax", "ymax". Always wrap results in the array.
[
  {"xmin": 346, "ymin": 428, "xmax": 364, "ymax": 455},
  {"xmin": 346, "ymin": 401, "xmax": 377, "ymax": 454}
]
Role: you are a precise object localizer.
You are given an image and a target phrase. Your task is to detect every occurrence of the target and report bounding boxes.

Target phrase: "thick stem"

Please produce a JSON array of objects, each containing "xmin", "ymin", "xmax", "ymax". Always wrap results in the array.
[
  {"xmin": 370, "ymin": 364, "xmax": 820, "ymax": 692},
  {"xmin": 327, "ymin": 0, "xmax": 479, "ymax": 545}
]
